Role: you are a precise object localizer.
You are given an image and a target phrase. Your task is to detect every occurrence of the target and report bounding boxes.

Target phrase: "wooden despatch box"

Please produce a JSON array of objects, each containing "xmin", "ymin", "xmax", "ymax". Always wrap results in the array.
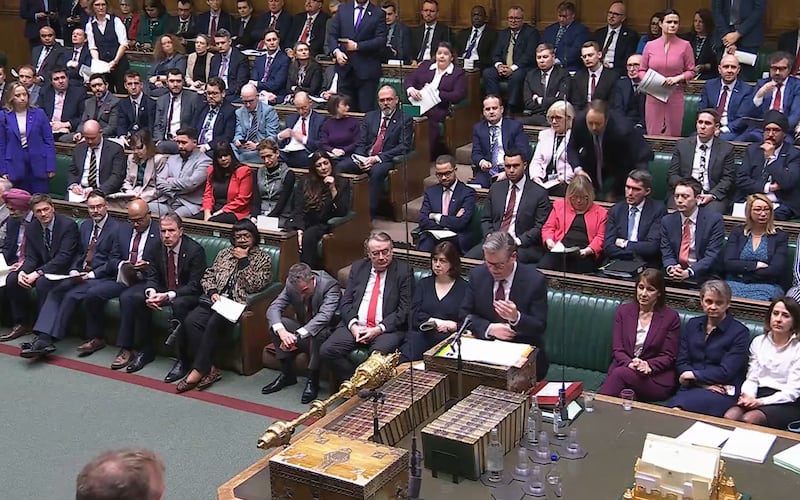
[
  {"xmin": 420, "ymin": 385, "xmax": 529, "ymax": 481},
  {"xmin": 269, "ymin": 428, "xmax": 409, "ymax": 500},
  {"xmin": 324, "ymin": 369, "xmax": 449, "ymax": 446},
  {"xmin": 423, "ymin": 335, "xmax": 538, "ymax": 396}
]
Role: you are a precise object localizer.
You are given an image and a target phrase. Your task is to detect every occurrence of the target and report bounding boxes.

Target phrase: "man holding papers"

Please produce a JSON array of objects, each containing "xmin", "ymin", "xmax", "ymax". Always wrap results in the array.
[
  {"xmin": 460, "ymin": 231, "xmax": 549, "ymax": 381},
  {"xmin": 417, "ymin": 155, "xmax": 476, "ymax": 254}
]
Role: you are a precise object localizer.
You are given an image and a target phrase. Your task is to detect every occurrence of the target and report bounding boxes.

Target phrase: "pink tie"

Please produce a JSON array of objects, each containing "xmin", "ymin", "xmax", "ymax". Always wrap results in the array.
[{"xmin": 442, "ymin": 189, "xmax": 451, "ymax": 216}]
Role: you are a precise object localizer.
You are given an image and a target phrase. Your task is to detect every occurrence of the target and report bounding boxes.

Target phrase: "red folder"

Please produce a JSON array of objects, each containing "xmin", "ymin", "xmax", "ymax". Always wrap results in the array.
[{"xmin": 530, "ymin": 381, "xmax": 584, "ymax": 407}]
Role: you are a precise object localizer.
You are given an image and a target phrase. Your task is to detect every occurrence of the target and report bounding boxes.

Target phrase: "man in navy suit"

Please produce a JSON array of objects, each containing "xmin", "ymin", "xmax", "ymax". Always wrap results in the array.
[
  {"xmin": 740, "ymin": 51, "xmax": 800, "ymax": 142},
  {"xmin": 603, "ymin": 169, "xmax": 667, "ymax": 269},
  {"xmin": 594, "ymin": 2, "xmax": 638, "ymax": 72},
  {"xmin": 193, "ymin": 77, "xmax": 236, "ymax": 153},
  {"xmin": 711, "ymin": 0, "xmax": 765, "ymax": 81},
  {"xmin": 337, "ymin": 85, "xmax": 413, "ymax": 218},
  {"xmin": 3, "ymin": 194, "xmax": 78, "ymax": 344},
  {"xmin": 777, "ymin": 15, "xmax": 800, "ymax": 76},
  {"xmin": 82, "ymin": 199, "xmax": 161, "ymax": 371},
  {"xmin": 21, "ymin": 0, "xmax": 61, "ymax": 49},
  {"xmin": 209, "ymin": 29, "xmax": 249, "ymax": 98},
  {"xmin": 320, "ymin": 231, "xmax": 412, "ymax": 381},
  {"xmin": 570, "ymin": 41, "xmax": 619, "ymax": 112},
  {"xmin": 410, "ymin": 0, "xmax": 452, "ymax": 63},
  {"xmin": 661, "ymin": 177, "xmax": 724, "ymax": 285},
  {"xmin": 482, "ymin": 6, "xmax": 539, "ymax": 111},
  {"xmin": 251, "ymin": 30, "xmax": 290, "ymax": 103},
  {"xmin": 612, "ymin": 53, "xmax": 646, "ymax": 130},
  {"xmin": 259, "ymin": 0, "xmax": 293, "ymax": 49},
  {"xmin": 417, "ymin": 155, "xmax": 477, "ymax": 254},
  {"xmin": 167, "ymin": 0, "xmax": 199, "ymax": 42},
  {"xmin": 64, "ymin": 28, "xmax": 91, "ymax": 88},
  {"xmin": 328, "ymin": 0, "xmax": 387, "ymax": 113},
  {"xmin": 454, "ymin": 5, "xmax": 497, "ymax": 70},
  {"xmin": 522, "ymin": 43, "xmax": 571, "ymax": 126},
  {"xmin": 234, "ymin": 0, "xmax": 265, "ymax": 50},
  {"xmin": 22, "ymin": 192, "xmax": 121, "ymax": 358},
  {"xmin": 467, "ymin": 149, "xmax": 551, "ymax": 264},
  {"xmin": 31, "ymin": 26, "xmax": 65, "ymax": 86},
  {"xmin": 471, "ymin": 94, "xmax": 531, "ymax": 188},
  {"xmin": 196, "ymin": 0, "xmax": 233, "ymax": 37},
  {"xmin": 276, "ymin": 91, "xmax": 324, "ymax": 168},
  {"xmin": 381, "ymin": 1, "xmax": 412, "ymax": 64},
  {"xmin": 736, "ymin": 110, "xmax": 800, "ymax": 221},
  {"xmin": 698, "ymin": 54, "xmax": 755, "ymax": 141},
  {"xmin": 461, "ymin": 231, "xmax": 549, "ymax": 381},
  {"xmin": 286, "ymin": 0, "xmax": 329, "ymax": 56},
  {"xmin": 117, "ymin": 71, "xmax": 156, "ymax": 139},
  {"xmin": 541, "ymin": 1, "xmax": 590, "ymax": 72},
  {"xmin": 38, "ymin": 67, "xmax": 85, "ymax": 141}
]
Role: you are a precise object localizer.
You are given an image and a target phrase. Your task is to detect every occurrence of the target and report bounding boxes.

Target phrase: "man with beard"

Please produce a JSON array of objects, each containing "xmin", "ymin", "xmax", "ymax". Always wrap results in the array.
[{"xmin": 148, "ymin": 127, "xmax": 211, "ymax": 218}]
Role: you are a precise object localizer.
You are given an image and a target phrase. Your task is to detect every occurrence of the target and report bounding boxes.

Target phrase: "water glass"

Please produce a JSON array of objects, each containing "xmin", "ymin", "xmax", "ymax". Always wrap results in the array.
[
  {"xmin": 620, "ymin": 389, "xmax": 635, "ymax": 411},
  {"xmin": 583, "ymin": 391, "xmax": 595, "ymax": 412}
]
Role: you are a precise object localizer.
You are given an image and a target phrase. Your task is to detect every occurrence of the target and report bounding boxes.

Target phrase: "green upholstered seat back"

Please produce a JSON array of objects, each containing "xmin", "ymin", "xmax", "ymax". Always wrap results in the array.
[
  {"xmin": 51, "ymin": 154, "xmax": 72, "ymax": 199},
  {"xmin": 190, "ymin": 235, "xmax": 280, "ymax": 283},
  {"xmin": 681, "ymin": 94, "xmax": 701, "ymax": 137},
  {"xmin": 649, "ymin": 152, "xmax": 672, "ymax": 202},
  {"xmin": 379, "ymin": 77, "xmax": 408, "ymax": 104},
  {"xmin": 129, "ymin": 61, "xmax": 151, "ymax": 80}
]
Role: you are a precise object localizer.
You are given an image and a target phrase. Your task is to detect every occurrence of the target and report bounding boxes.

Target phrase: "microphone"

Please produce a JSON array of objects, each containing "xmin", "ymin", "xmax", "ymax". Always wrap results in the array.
[
  {"xmin": 164, "ymin": 319, "xmax": 181, "ymax": 346},
  {"xmin": 357, "ymin": 389, "xmax": 385, "ymax": 402},
  {"xmin": 450, "ymin": 314, "xmax": 473, "ymax": 351}
]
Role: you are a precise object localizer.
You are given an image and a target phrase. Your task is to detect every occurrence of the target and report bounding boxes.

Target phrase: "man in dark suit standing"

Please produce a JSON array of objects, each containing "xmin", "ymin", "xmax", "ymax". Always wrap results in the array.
[
  {"xmin": 461, "ymin": 231, "xmax": 549, "ymax": 382},
  {"xmin": 286, "ymin": 0, "xmax": 329, "ymax": 56},
  {"xmin": 668, "ymin": 109, "xmax": 736, "ymax": 214},
  {"xmin": 603, "ymin": 169, "xmax": 667, "ymax": 269},
  {"xmin": 31, "ymin": 26, "xmax": 65, "ymax": 86},
  {"xmin": 482, "ymin": 6, "xmax": 539, "ymax": 112},
  {"xmin": 259, "ymin": 0, "xmax": 293, "ymax": 49},
  {"xmin": 21, "ymin": 191, "xmax": 121, "ymax": 357},
  {"xmin": 21, "ymin": 0, "xmax": 60, "ymax": 49},
  {"xmin": 467, "ymin": 149, "xmax": 551, "ymax": 264},
  {"xmin": 196, "ymin": 0, "xmax": 233, "ymax": 38},
  {"xmin": 455, "ymin": 5, "xmax": 497, "ymax": 70},
  {"xmin": 570, "ymin": 41, "xmax": 619, "ymax": 112},
  {"xmin": 612, "ymin": 54, "xmax": 646, "ymax": 130},
  {"xmin": 67, "ymin": 120, "xmax": 127, "ymax": 199},
  {"xmin": 661, "ymin": 178, "xmax": 724, "ymax": 285},
  {"xmin": 65, "ymin": 28, "xmax": 92, "ymax": 88},
  {"xmin": 594, "ymin": 2, "xmax": 638, "ymax": 72},
  {"xmin": 418, "ymin": 155, "xmax": 477, "ymax": 254},
  {"xmin": 3, "ymin": 194, "xmax": 78, "ymax": 345},
  {"xmin": 328, "ymin": 0, "xmax": 387, "ymax": 113},
  {"xmin": 263, "ymin": 263, "xmax": 342, "ymax": 402},
  {"xmin": 698, "ymin": 54, "xmax": 755, "ymax": 141},
  {"xmin": 276, "ymin": 91, "xmax": 325, "ymax": 167},
  {"xmin": 541, "ymin": 1, "xmax": 590, "ymax": 72},
  {"xmin": 522, "ymin": 43, "xmax": 571, "ymax": 126},
  {"xmin": 116, "ymin": 71, "xmax": 156, "ymax": 139},
  {"xmin": 38, "ymin": 67, "xmax": 85, "ymax": 141},
  {"xmin": 337, "ymin": 85, "xmax": 413, "ymax": 218},
  {"xmin": 471, "ymin": 95, "xmax": 531, "ymax": 188},
  {"xmin": 736, "ymin": 110, "xmax": 800, "ymax": 221},
  {"xmin": 777, "ymin": 14, "xmax": 800, "ymax": 76},
  {"xmin": 711, "ymin": 0, "xmax": 765, "ymax": 81},
  {"xmin": 410, "ymin": 0, "xmax": 452, "ymax": 63},
  {"xmin": 193, "ymin": 77, "xmax": 237, "ymax": 153},
  {"xmin": 320, "ymin": 231, "xmax": 412, "ymax": 381},
  {"xmin": 381, "ymin": 0, "xmax": 412, "ymax": 64},
  {"xmin": 209, "ymin": 29, "xmax": 249, "ymax": 98},
  {"xmin": 567, "ymin": 100, "xmax": 653, "ymax": 201}
]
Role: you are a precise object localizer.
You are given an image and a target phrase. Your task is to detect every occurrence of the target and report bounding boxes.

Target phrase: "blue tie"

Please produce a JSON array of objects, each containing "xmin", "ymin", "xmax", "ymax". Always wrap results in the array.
[
  {"xmin": 354, "ymin": 5, "xmax": 364, "ymax": 31},
  {"xmin": 627, "ymin": 206, "xmax": 638, "ymax": 241}
]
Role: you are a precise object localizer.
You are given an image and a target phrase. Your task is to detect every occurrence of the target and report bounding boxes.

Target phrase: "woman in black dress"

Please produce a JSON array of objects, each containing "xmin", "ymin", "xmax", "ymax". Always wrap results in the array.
[
  {"xmin": 283, "ymin": 41, "xmax": 322, "ymax": 103},
  {"xmin": 681, "ymin": 8, "xmax": 717, "ymax": 81}
]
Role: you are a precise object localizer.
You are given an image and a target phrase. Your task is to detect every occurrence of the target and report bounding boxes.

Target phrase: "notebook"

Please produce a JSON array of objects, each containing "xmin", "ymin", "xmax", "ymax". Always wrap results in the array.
[{"xmin": 720, "ymin": 427, "xmax": 776, "ymax": 463}]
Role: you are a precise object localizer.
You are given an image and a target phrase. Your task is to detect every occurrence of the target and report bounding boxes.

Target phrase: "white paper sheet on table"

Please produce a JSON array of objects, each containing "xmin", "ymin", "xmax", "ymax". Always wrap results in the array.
[
  {"xmin": 409, "ymin": 84, "xmax": 441, "ymax": 114},
  {"xmin": 211, "ymin": 296, "xmax": 246, "ymax": 323},
  {"xmin": 676, "ymin": 421, "xmax": 733, "ymax": 448},
  {"xmin": 773, "ymin": 442, "xmax": 800, "ymax": 474},
  {"xmin": 638, "ymin": 68, "xmax": 673, "ymax": 103},
  {"xmin": 720, "ymin": 427, "xmax": 776, "ymax": 463},
  {"xmin": 436, "ymin": 336, "xmax": 532, "ymax": 368},
  {"xmin": 256, "ymin": 215, "xmax": 281, "ymax": 231},
  {"xmin": 44, "ymin": 274, "xmax": 72, "ymax": 281},
  {"xmin": 423, "ymin": 229, "xmax": 457, "ymax": 240}
]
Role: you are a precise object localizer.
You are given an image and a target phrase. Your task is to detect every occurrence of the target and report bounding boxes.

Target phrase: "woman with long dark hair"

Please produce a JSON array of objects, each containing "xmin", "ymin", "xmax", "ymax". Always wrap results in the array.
[
  {"xmin": 283, "ymin": 41, "xmax": 322, "ymax": 103},
  {"xmin": 202, "ymin": 142, "xmax": 253, "ymax": 224},
  {"xmin": 135, "ymin": 0, "xmax": 169, "ymax": 49},
  {"xmin": 680, "ymin": 8, "xmax": 717, "ymax": 80},
  {"xmin": 320, "ymin": 94, "xmax": 360, "ymax": 159}
]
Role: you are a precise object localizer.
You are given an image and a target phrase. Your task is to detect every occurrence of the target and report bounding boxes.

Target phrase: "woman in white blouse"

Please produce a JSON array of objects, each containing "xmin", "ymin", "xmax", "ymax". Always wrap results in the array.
[
  {"xmin": 529, "ymin": 100, "xmax": 575, "ymax": 197},
  {"xmin": 723, "ymin": 297, "xmax": 800, "ymax": 430},
  {"xmin": 86, "ymin": 0, "xmax": 130, "ymax": 92}
]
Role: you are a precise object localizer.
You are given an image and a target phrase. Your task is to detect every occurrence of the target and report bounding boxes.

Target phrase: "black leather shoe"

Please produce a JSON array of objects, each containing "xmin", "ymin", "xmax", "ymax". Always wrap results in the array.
[
  {"xmin": 164, "ymin": 359, "xmax": 190, "ymax": 383},
  {"xmin": 126, "ymin": 351, "xmax": 155, "ymax": 373},
  {"xmin": 261, "ymin": 373, "xmax": 297, "ymax": 395},
  {"xmin": 300, "ymin": 378, "xmax": 319, "ymax": 404},
  {"xmin": 19, "ymin": 337, "xmax": 56, "ymax": 359}
]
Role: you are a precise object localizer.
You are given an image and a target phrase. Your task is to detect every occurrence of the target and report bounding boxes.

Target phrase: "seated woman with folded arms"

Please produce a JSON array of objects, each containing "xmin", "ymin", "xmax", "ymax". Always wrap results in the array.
[
  {"xmin": 599, "ymin": 269, "xmax": 681, "ymax": 402},
  {"xmin": 724, "ymin": 297, "xmax": 800, "ymax": 429},
  {"xmin": 529, "ymin": 101, "xmax": 575, "ymax": 197},
  {"xmin": 400, "ymin": 241, "xmax": 468, "ymax": 363},
  {"xmin": 250, "ymin": 139, "xmax": 295, "ymax": 228},
  {"xmin": 319, "ymin": 94, "xmax": 360, "ymax": 160},
  {"xmin": 178, "ymin": 219, "xmax": 272, "ymax": 393},
  {"xmin": 202, "ymin": 142, "xmax": 253, "ymax": 224},
  {"xmin": 110, "ymin": 129, "xmax": 165, "ymax": 208},
  {"xmin": 724, "ymin": 194, "xmax": 788, "ymax": 301},
  {"xmin": 666, "ymin": 280, "xmax": 751, "ymax": 417},
  {"xmin": 147, "ymin": 34, "xmax": 187, "ymax": 97},
  {"xmin": 288, "ymin": 151, "xmax": 349, "ymax": 270}
]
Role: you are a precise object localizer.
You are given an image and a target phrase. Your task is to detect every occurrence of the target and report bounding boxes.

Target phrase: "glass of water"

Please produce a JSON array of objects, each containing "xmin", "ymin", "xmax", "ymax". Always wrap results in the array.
[
  {"xmin": 620, "ymin": 389, "xmax": 635, "ymax": 411},
  {"xmin": 583, "ymin": 391, "xmax": 595, "ymax": 412}
]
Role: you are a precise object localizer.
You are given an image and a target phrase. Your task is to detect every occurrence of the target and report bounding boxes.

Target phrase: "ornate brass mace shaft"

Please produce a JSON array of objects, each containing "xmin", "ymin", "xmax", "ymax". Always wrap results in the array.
[{"xmin": 257, "ymin": 351, "xmax": 400, "ymax": 450}]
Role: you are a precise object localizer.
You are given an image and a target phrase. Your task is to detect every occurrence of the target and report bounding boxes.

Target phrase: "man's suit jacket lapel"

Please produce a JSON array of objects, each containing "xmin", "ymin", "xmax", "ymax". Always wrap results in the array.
[{"xmin": 707, "ymin": 141, "xmax": 724, "ymax": 183}]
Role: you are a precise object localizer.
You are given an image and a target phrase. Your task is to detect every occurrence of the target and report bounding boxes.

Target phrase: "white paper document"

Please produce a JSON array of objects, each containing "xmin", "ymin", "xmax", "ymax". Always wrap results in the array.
[
  {"xmin": 107, "ymin": 192, "xmax": 137, "ymax": 200},
  {"xmin": 720, "ymin": 427, "xmax": 776, "ymax": 463},
  {"xmin": 437, "ymin": 336, "xmax": 532, "ymax": 368},
  {"xmin": 211, "ymin": 296, "xmax": 246, "ymax": 323},
  {"xmin": 676, "ymin": 422, "xmax": 733, "ymax": 448},
  {"xmin": 241, "ymin": 49, "xmax": 267, "ymax": 57},
  {"xmin": 0, "ymin": 254, "xmax": 10, "ymax": 288},
  {"xmin": 550, "ymin": 241, "xmax": 579, "ymax": 253},
  {"xmin": 734, "ymin": 50, "xmax": 757, "ymax": 66},
  {"xmin": 68, "ymin": 190, "xmax": 88, "ymax": 203},
  {"xmin": 44, "ymin": 274, "xmax": 72, "ymax": 281},
  {"xmin": 90, "ymin": 59, "xmax": 111, "ymax": 74},
  {"xmin": 638, "ymin": 68, "xmax": 673, "ymax": 103},
  {"xmin": 408, "ymin": 84, "xmax": 441, "ymax": 114},
  {"xmin": 256, "ymin": 215, "xmax": 281, "ymax": 231},
  {"xmin": 423, "ymin": 229, "xmax": 457, "ymax": 240},
  {"xmin": 773, "ymin": 442, "xmax": 800, "ymax": 474}
]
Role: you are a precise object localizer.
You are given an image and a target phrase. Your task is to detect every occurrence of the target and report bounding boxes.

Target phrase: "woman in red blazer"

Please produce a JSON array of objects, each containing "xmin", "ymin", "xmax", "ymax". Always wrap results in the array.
[
  {"xmin": 539, "ymin": 175, "xmax": 608, "ymax": 273},
  {"xmin": 202, "ymin": 142, "xmax": 253, "ymax": 223},
  {"xmin": 599, "ymin": 269, "xmax": 681, "ymax": 402}
]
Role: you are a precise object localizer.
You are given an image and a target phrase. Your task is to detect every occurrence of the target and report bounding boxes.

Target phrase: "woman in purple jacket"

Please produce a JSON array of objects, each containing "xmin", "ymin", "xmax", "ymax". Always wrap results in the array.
[{"xmin": 0, "ymin": 82, "xmax": 56, "ymax": 195}]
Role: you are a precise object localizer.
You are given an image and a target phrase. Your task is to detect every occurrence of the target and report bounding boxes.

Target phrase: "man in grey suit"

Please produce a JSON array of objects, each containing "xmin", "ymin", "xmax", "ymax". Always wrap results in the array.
[
  {"xmin": 667, "ymin": 109, "xmax": 736, "ymax": 214},
  {"xmin": 67, "ymin": 120, "xmax": 126, "ymax": 199},
  {"xmin": 152, "ymin": 69, "xmax": 203, "ymax": 154},
  {"xmin": 68, "ymin": 74, "xmax": 120, "ymax": 142},
  {"xmin": 148, "ymin": 127, "xmax": 211, "ymax": 218},
  {"xmin": 232, "ymin": 84, "xmax": 280, "ymax": 163},
  {"xmin": 262, "ymin": 263, "xmax": 342, "ymax": 403}
]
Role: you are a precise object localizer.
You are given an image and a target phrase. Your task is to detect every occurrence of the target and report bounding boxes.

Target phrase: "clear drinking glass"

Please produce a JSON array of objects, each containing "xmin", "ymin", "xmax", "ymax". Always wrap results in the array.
[
  {"xmin": 620, "ymin": 389, "xmax": 635, "ymax": 411},
  {"xmin": 583, "ymin": 391, "xmax": 595, "ymax": 412}
]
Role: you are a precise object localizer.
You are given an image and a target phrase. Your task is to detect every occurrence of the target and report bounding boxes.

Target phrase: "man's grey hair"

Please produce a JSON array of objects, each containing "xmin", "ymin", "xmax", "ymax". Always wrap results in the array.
[
  {"xmin": 482, "ymin": 231, "xmax": 517, "ymax": 256},
  {"xmin": 287, "ymin": 263, "xmax": 314, "ymax": 287},
  {"xmin": 700, "ymin": 279, "xmax": 732, "ymax": 302},
  {"xmin": 0, "ymin": 178, "xmax": 11, "ymax": 194}
]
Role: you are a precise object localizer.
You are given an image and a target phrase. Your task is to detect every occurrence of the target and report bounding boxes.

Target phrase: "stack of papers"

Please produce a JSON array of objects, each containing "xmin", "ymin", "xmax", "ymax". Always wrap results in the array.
[
  {"xmin": 773, "ymin": 443, "xmax": 800, "ymax": 474},
  {"xmin": 435, "ymin": 336, "xmax": 532, "ymax": 368},
  {"xmin": 720, "ymin": 427, "xmax": 776, "ymax": 463},
  {"xmin": 676, "ymin": 422, "xmax": 733, "ymax": 448}
]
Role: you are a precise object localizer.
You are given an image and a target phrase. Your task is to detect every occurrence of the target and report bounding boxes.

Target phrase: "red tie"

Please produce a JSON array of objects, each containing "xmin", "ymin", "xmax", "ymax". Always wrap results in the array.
[
  {"xmin": 772, "ymin": 83, "xmax": 782, "ymax": 111},
  {"xmin": 210, "ymin": 15, "xmax": 217, "ymax": 38},
  {"xmin": 301, "ymin": 117, "xmax": 307, "ymax": 135},
  {"xmin": 716, "ymin": 85, "xmax": 729, "ymax": 116},
  {"xmin": 494, "ymin": 279, "xmax": 506, "ymax": 301},
  {"xmin": 269, "ymin": 14, "xmax": 277, "ymax": 31},
  {"xmin": 442, "ymin": 188, "xmax": 451, "ymax": 216},
  {"xmin": 590, "ymin": 73, "xmax": 597, "ymax": 100},
  {"xmin": 678, "ymin": 219, "xmax": 691, "ymax": 268},
  {"xmin": 366, "ymin": 271, "xmax": 381, "ymax": 327},
  {"xmin": 371, "ymin": 116, "xmax": 388, "ymax": 155},
  {"xmin": 300, "ymin": 16, "xmax": 311, "ymax": 43},
  {"xmin": 83, "ymin": 224, "xmax": 100, "ymax": 271},
  {"xmin": 501, "ymin": 185, "xmax": 517, "ymax": 232},
  {"xmin": 167, "ymin": 249, "xmax": 178, "ymax": 290},
  {"xmin": 129, "ymin": 230, "xmax": 142, "ymax": 262}
]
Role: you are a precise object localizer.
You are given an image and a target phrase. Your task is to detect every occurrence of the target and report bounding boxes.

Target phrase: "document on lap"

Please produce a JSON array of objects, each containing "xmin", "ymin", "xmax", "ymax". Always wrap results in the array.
[{"xmin": 211, "ymin": 296, "xmax": 246, "ymax": 323}]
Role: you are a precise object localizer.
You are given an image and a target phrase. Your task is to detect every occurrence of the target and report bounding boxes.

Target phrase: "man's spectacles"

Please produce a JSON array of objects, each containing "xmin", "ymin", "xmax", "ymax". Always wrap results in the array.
[
  {"xmin": 607, "ymin": 11, "xmax": 624, "ymax": 17},
  {"xmin": 369, "ymin": 248, "xmax": 391, "ymax": 258},
  {"xmin": 435, "ymin": 170, "xmax": 455, "ymax": 177}
]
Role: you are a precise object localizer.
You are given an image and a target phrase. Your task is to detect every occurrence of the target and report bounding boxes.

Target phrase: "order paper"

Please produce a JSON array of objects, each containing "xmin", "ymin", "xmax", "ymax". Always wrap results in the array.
[
  {"xmin": 720, "ymin": 427, "xmax": 776, "ymax": 463},
  {"xmin": 211, "ymin": 296, "xmax": 246, "ymax": 323},
  {"xmin": 408, "ymin": 83, "xmax": 441, "ymax": 114},
  {"xmin": 676, "ymin": 422, "xmax": 733, "ymax": 448},
  {"xmin": 638, "ymin": 68, "xmax": 673, "ymax": 103}
]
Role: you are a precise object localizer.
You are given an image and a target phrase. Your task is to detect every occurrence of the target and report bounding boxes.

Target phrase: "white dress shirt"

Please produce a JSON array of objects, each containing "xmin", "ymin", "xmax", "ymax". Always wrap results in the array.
[
  {"xmin": 168, "ymin": 93, "xmax": 183, "ymax": 138},
  {"xmin": 420, "ymin": 22, "xmax": 437, "ymax": 61},
  {"xmin": 428, "ymin": 61, "xmax": 454, "ymax": 90},
  {"xmin": 505, "ymin": 177, "xmax": 526, "ymax": 241},
  {"xmin": 81, "ymin": 139, "xmax": 104, "ymax": 188},
  {"xmin": 352, "ymin": 267, "xmax": 386, "ymax": 329},
  {"xmin": 602, "ymin": 26, "xmax": 620, "ymax": 68},
  {"xmin": 463, "ymin": 25, "xmax": 485, "ymax": 60},
  {"xmin": 587, "ymin": 67, "xmax": 604, "ymax": 101},
  {"xmin": 692, "ymin": 138, "xmax": 714, "ymax": 192},
  {"xmin": 741, "ymin": 333, "xmax": 800, "ymax": 406},
  {"xmin": 86, "ymin": 15, "xmax": 128, "ymax": 51},
  {"xmin": 628, "ymin": 199, "xmax": 646, "ymax": 242}
]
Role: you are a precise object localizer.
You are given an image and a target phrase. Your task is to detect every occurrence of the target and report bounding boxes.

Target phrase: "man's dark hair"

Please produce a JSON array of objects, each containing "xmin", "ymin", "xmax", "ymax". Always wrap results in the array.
[
  {"xmin": 697, "ymin": 107, "xmax": 720, "ymax": 125},
  {"xmin": 167, "ymin": 68, "xmax": 184, "ymax": 78},
  {"xmin": 87, "ymin": 189, "xmax": 107, "ymax": 201},
  {"xmin": 503, "ymin": 148, "xmax": 527, "ymax": 163},
  {"xmin": 29, "ymin": 193, "xmax": 54, "ymax": 208},
  {"xmin": 176, "ymin": 126, "xmax": 199, "ymax": 141},
  {"xmin": 675, "ymin": 177, "xmax": 702, "ymax": 196},
  {"xmin": 50, "ymin": 67, "xmax": 68, "ymax": 79},
  {"xmin": 124, "ymin": 70, "xmax": 141, "ymax": 80},
  {"xmin": 160, "ymin": 212, "xmax": 183, "ymax": 228},
  {"xmin": 88, "ymin": 73, "xmax": 107, "ymax": 83},
  {"xmin": 627, "ymin": 169, "xmax": 653, "ymax": 190},
  {"xmin": 206, "ymin": 76, "xmax": 226, "ymax": 92},
  {"xmin": 587, "ymin": 99, "xmax": 609, "ymax": 117}
]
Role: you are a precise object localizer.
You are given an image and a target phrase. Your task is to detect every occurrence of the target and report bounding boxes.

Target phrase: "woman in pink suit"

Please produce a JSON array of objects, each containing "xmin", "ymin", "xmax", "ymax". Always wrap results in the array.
[
  {"xmin": 599, "ymin": 269, "xmax": 681, "ymax": 402},
  {"xmin": 639, "ymin": 9, "xmax": 695, "ymax": 136},
  {"xmin": 0, "ymin": 82, "xmax": 56, "ymax": 195},
  {"xmin": 404, "ymin": 41, "xmax": 467, "ymax": 158}
]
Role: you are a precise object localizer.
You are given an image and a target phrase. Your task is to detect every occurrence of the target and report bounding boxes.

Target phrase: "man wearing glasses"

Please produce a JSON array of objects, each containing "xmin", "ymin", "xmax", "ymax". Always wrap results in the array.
[
  {"xmin": 739, "ymin": 51, "xmax": 800, "ymax": 143},
  {"xmin": 593, "ymin": 2, "xmax": 637, "ymax": 71},
  {"xmin": 192, "ymin": 77, "xmax": 236, "ymax": 154},
  {"xmin": 232, "ymin": 83, "xmax": 280, "ymax": 163},
  {"xmin": 417, "ymin": 154, "xmax": 477, "ymax": 254}
]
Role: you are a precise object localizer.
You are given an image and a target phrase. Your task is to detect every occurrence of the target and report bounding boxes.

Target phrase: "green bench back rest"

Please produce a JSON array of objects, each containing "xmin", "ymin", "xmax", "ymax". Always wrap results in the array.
[
  {"xmin": 681, "ymin": 94, "xmax": 701, "ymax": 137},
  {"xmin": 51, "ymin": 154, "xmax": 72, "ymax": 199},
  {"xmin": 649, "ymin": 152, "xmax": 672, "ymax": 202},
  {"xmin": 128, "ymin": 61, "xmax": 150, "ymax": 80},
  {"xmin": 379, "ymin": 77, "xmax": 409, "ymax": 104}
]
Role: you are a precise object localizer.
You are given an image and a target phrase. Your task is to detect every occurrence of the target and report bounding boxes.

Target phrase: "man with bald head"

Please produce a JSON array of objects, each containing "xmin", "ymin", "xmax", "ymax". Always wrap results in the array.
[
  {"xmin": 613, "ymin": 53, "xmax": 646, "ymax": 129},
  {"xmin": 276, "ymin": 91, "xmax": 325, "ymax": 167},
  {"xmin": 32, "ymin": 26, "xmax": 65, "ymax": 85},
  {"xmin": 67, "ymin": 119, "xmax": 127, "ymax": 200},
  {"xmin": 698, "ymin": 54, "xmax": 756, "ymax": 141},
  {"xmin": 594, "ymin": 2, "xmax": 638, "ymax": 71},
  {"xmin": 232, "ymin": 83, "xmax": 280, "ymax": 163},
  {"xmin": 76, "ymin": 448, "xmax": 165, "ymax": 500}
]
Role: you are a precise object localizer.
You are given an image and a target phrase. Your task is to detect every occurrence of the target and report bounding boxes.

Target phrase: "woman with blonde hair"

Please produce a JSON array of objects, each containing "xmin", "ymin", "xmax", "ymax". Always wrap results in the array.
[{"xmin": 530, "ymin": 100, "xmax": 575, "ymax": 196}]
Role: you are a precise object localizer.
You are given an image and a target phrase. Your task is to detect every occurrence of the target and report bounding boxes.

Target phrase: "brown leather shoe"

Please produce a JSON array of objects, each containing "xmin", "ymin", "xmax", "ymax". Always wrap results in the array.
[
  {"xmin": 77, "ymin": 338, "xmax": 106, "ymax": 356},
  {"xmin": 0, "ymin": 325, "xmax": 32, "ymax": 342},
  {"xmin": 197, "ymin": 367, "xmax": 222, "ymax": 391},
  {"xmin": 110, "ymin": 349, "xmax": 135, "ymax": 370}
]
